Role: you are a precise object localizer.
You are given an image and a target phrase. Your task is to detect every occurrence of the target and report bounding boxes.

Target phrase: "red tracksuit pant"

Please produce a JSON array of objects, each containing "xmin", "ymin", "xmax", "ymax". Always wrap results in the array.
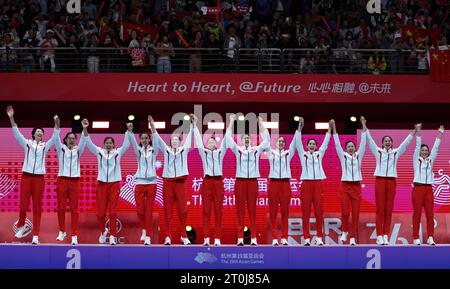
[
  {"xmin": 96, "ymin": 181, "xmax": 120, "ymax": 236},
  {"xmin": 135, "ymin": 184, "xmax": 157, "ymax": 235},
  {"xmin": 235, "ymin": 178, "xmax": 258, "ymax": 238},
  {"xmin": 163, "ymin": 177, "xmax": 188, "ymax": 239},
  {"xmin": 412, "ymin": 184, "xmax": 434, "ymax": 239},
  {"xmin": 375, "ymin": 177, "xmax": 397, "ymax": 236},
  {"xmin": 301, "ymin": 180, "xmax": 324, "ymax": 239},
  {"xmin": 56, "ymin": 177, "xmax": 80, "ymax": 236},
  {"xmin": 340, "ymin": 181, "xmax": 361, "ymax": 239},
  {"xmin": 18, "ymin": 172, "xmax": 45, "ymax": 235},
  {"xmin": 268, "ymin": 179, "xmax": 291, "ymax": 239},
  {"xmin": 202, "ymin": 176, "xmax": 224, "ymax": 239}
]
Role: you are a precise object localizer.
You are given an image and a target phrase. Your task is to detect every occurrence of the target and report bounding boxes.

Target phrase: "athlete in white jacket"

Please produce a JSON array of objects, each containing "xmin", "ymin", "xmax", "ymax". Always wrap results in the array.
[
  {"xmin": 296, "ymin": 118, "xmax": 332, "ymax": 246},
  {"xmin": 6, "ymin": 105, "xmax": 59, "ymax": 245},
  {"xmin": 128, "ymin": 116, "xmax": 161, "ymax": 245},
  {"xmin": 366, "ymin": 121, "xmax": 417, "ymax": 245},
  {"xmin": 54, "ymin": 116, "xmax": 87, "ymax": 245},
  {"xmin": 412, "ymin": 124, "xmax": 444, "ymax": 246},
  {"xmin": 192, "ymin": 114, "xmax": 229, "ymax": 246},
  {"xmin": 264, "ymin": 120, "xmax": 301, "ymax": 246},
  {"xmin": 82, "ymin": 119, "xmax": 131, "ymax": 245},
  {"xmin": 226, "ymin": 114, "xmax": 269, "ymax": 246},
  {"xmin": 151, "ymin": 115, "xmax": 194, "ymax": 245},
  {"xmin": 332, "ymin": 117, "xmax": 367, "ymax": 246}
]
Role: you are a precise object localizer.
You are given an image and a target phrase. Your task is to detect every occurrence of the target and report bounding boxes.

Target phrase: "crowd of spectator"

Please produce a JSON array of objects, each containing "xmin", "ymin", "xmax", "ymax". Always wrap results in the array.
[{"xmin": 0, "ymin": 0, "xmax": 449, "ymax": 73}]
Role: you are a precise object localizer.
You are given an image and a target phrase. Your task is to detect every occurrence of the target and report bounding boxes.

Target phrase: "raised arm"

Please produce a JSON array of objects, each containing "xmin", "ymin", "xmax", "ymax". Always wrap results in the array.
[
  {"xmin": 226, "ymin": 114, "xmax": 239, "ymax": 154},
  {"xmin": 331, "ymin": 120, "xmax": 344, "ymax": 159},
  {"xmin": 296, "ymin": 117, "xmax": 305, "ymax": 155},
  {"xmin": 414, "ymin": 123, "xmax": 422, "ymax": 160},
  {"xmin": 191, "ymin": 114, "xmax": 204, "ymax": 153},
  {"xmin": 81, "ymin": 119, "xmax": 101, "ymax": 154},
  {"xmin": 148, "ymin": 115, "xmax": 169, "ymax": 152},
  {"xmin": 46, "ymin": 115, "xmax": 60, "ymax": 149},
  {"xmin": 430, "ymin": 125, "xmax": 444, "ymax": 161},
  {"xmin": 53, "ymin": 115, "xmax": 62, "ymax": 151},
  {"xmin": 318, "ymin": 119, "xmax": 332, "ymax": 155},
  {"xmin": 6, "ymin": 105, "xmax": 27, "ymax": 148},
  {"xmin": 118, "ymin": 123, "xmax": 132, "ymax": 157},
  {"xmin": 357, "ymin": 116, "xmax": 367, "ymax": 157},
  {"xmin": 257, "ymin": 116, "xmax": 270, "ymax": 152},
  {"xmin": 127, "ymin": 122, "xmax": 140, "ymax": 157},
  {"xmin": 397, "ymin": 124, "xmax": 418, "ymax": 157}
]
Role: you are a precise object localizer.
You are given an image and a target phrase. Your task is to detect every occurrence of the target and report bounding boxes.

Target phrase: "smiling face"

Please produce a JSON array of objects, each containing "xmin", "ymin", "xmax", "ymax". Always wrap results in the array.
[
  {"xmin": 420, "ymin": 145, "xmax": 430, "ymax": 158},
  {"xmin": 382, "ymin": 136, "xmax": 393, "ymax": 150},
  {"xmin": 276, "ymin": 137, "xmax": 286, "ymax": 150},
  {"xmin": 171, "ymin": 136, "xmax": 181, "ymax": 149},
  {"xmin": 241, "ymin": 134, "xmax": 251, "ymax": 147},
  {"xmin": 32, "ymin": 128, "xmax": 44, "ymax": 142},
  {"xmin": 207, "ymin": 138, "xmax": 216, "ymax": 150},
  {"xmin": 307, "ymin": 139, "xmax": 317, "ymax": 152},
  {"xmin": 65, "ymin": 133, "xmax": 77, "ymax": 147},
  {"xmin": 104, "ymin": 137, "xmax": 115, "ymax": 151},
  {"xmin": 140, "ymin": 133, "xmax": 150, "ymax": 147},
  {"xmin": 346, "ymin": 141, "xmax": 356, "ymax": 154}
]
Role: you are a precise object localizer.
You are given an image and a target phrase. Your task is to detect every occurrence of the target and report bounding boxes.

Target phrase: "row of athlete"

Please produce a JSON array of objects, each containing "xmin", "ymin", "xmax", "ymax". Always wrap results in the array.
[{"xmin": 6, "ymin": 106, "xmax": 445, "ymax": 246}]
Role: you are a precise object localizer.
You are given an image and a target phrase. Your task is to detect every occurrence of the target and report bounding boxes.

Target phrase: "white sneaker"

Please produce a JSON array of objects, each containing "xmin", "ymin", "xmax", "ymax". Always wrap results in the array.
[
  {"xmin": 214, "ymin": 239, "xmax": 221, "ymax": 246},
  {"xmin": 413, "ymin": 239, "xmax": 421, "ymax": 245},
  {"xmin": 144, "ymin": 236, "xmax": 151, "ymax": 245},
  {"xmin": 237, "ymin": 238, "xmax": 244, "ymax": 246},
  {"xmin": 250, "ymin": 237, "xmax": 258, "ymax": 246},
  {"xmin": 340, "ymin": 232, "xmax": 348, "ymax": 243},
  {"xmin": 71, "ymin": 236, "xmax": 78, "ymax": 245},
  {"xmin": 164, "ymin": 236, "xmax": 171, "ymax": 245},
  {"xmin": 303, "ymin": 238, "xmax": 311, "ymax": 246},
  {"xmin": 56, "ymin": 231, "xmax": 66, "ymax": 241},
  {"xmin": 14, "ymin": 225, "xmax": 27, "ymax": 238},
  {"xmin": 349, "ymin": 238, "xmax": 357, "ymax": 246},
  {"xmin": 315, "ymin": 237, "xmax": 324, "ymax": 246},
  {"xmin": 109, "ymin": 235, "xmax": 117, "ymax": 245},
  {"xmin": 98, "ymin": 228, "xmax": 109, "ymax": 244},
  {"xmin": 272, "ymin": 239, "xmax": 279, "ymax": 246},
  {"xmin": 31, "ymin": 235, "xmax": 39, "ymax": 245},
  {"xmin": 376, "ymin": 235, "xmax": 384, "ymax": 245},
  {"xmin": 427, "ymin": 236, "xmax": 436, "ymax": 246},
  {"xmin": 203, "ymin": 237, "xmax": 210, "ymax": 246},
  {"xmin": 140, "ymin": 229, "xmax": 147, "ymax": 242},
  {"xmin": 181, "ymin": 237, "xmax": 191, "ymax": 245},
  {"xmin": 281, "ymin": 238, "xmax": 289, "ymax": 246},
  {"xmin": 383, "ymin": 235, "xmax": 390, "ymax": 245}
]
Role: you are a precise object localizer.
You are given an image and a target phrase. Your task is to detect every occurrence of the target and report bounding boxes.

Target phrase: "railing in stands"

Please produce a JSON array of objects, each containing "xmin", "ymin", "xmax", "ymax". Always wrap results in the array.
[{"xmin": 0, "ymin": 47, "xmax": 429, "ymax": 74}]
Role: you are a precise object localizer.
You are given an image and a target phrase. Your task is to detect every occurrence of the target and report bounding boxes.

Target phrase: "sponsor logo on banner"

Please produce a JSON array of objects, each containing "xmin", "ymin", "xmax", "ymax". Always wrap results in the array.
[
  {"xmin": 195, "ymin": 251, "xmax": 218, "ymax": 264},
  {"xmin": 12, "ymin": 218, "xmax": 33, "ymax": 238},
  {"xmin": 433, "ymin": 170, "xmax": 450, "ymax": 205},
  {"xmin": 0, "ymin": 173, "xmax": 16, "ymax": 200}
]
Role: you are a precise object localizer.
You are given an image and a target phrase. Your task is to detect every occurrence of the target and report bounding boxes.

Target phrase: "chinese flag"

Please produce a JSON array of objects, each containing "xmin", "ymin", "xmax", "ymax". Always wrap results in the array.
[
  {"xmin": 402, "ymin": 25, "xmax": 427, "ymax": 42},
  {"xmin": 429, "ymin": 50, "xmax": 450, "ymax": 82},
  {"xmin": 121, "ymin": 23, "xmax": 158, "ymax": 41}
]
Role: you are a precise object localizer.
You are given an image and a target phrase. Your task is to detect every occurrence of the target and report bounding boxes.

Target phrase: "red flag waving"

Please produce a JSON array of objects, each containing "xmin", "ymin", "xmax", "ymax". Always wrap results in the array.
[
  {"xmin": 122, "ymin": 23, "xmax": 158, "ymax": 41},
  {"xmin": 429, "ymin": 49, "xmax": 450, "ymax": 82},
  {"xmin": 402, "ymin": 25, "xmax": 427, "ymax": 42}
]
